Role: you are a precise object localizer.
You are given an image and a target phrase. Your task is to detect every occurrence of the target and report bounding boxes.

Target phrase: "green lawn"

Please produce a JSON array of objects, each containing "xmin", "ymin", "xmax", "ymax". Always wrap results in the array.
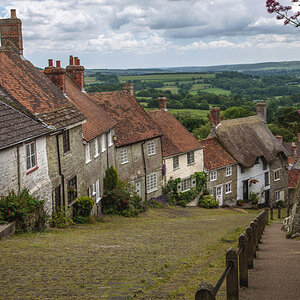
[{"xmin": 0, "ymin": 207, "xmax": 260, "ymax": 299}]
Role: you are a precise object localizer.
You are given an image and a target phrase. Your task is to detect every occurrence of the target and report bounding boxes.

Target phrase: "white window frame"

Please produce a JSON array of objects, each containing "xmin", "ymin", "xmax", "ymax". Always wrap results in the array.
[
  {"xmin": 173, "ymin": 156, "xmax": 179, "ymax": 170},
  {"xmin": 275, "ymin": 190, "xmax": 284, "ymax": 201},
  {"xmin": 210, "ymin": 171, "xmax": 217, "ymax": 181},
  {"xmin": 85, "ymin": 142, "xmax": 91, "ymax": 164},
  {"xmin": 187, "ymin": 151, "xmax": 195, "ymax": 166},
  {"xmin": 120, "ymin": 148, "xmax": 129, "ymax": 164},
  {"xmin": 146, "ymin": 172, "xmax": 158, "ymax": 194},
  {"xmin": 26, "ymin": 141, "xmax": 37, "ymax": 171},
  {"xmin": 181, "ymin": 178, "xmax": 191, "ymax": 192},
  {"xmin": 101, "ymin": 134, "xmax": 106, "ymax": 152},
  {"xmin": 96, "ymin": 179, "xmax": 101, "ymax": 203},
  {"xmin": 274, "ymin": 169, "xmax": 280, "ymax": 181},
  {"xmin": 94, "ymin": 138, "xmax": 99, "ymax": 158},
  {"xmin": 147, "ymin": 140, "xmax": 156, "ymax": 156},
  {"xmin": 226, "ymin": 166, "xmax": 232, "ymax": 177},
  {"xmin": 108, "ymin": 131, "xmax": 113, "ymax": 147},
  {"xmin": 225, "ymin": 182, "xmax": 232, "ymax": 194}
]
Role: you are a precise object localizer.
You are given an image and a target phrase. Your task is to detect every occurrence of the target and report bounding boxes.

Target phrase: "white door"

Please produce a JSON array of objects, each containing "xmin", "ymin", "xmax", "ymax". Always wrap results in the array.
[
  {"xmin": 216, "ymin": 186, "xmax": 223, "ymax": 206},
  {"xmin": 135, "ymin": 181, "xmax": 142, "ymax": 197}
]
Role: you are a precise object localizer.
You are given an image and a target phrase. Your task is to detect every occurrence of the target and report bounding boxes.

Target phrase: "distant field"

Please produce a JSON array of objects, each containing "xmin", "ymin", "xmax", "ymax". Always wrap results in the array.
[
  {"xmin": 119, "ymin": 73, "xmax": 215, "ymax": 82},
  {"xmin": 201, "ymin": 87, "xmax": 231, "ymax": 96},
  {"xmin": 146, "ymin": 108, "xmax": 209, "ymax": 118}
]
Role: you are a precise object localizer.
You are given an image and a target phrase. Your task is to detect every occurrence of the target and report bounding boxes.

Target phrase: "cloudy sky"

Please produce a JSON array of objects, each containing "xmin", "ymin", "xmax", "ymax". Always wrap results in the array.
[{"xmin": 0, "ymin": 0, "xmax": 300, "ymax": 69}]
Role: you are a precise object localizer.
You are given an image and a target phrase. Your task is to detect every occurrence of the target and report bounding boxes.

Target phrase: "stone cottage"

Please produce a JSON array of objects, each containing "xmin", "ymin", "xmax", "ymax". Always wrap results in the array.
[
  {"xmin": 148, "ymin": 97, "xmax": 204, "ymax": 194},
  {"xmin": 198, "ymin": 137, "xmax": 238, "ymax": 206},
  {"xmin": 210, "ymin": 104, "xmax": 289, "ymax": 206}
]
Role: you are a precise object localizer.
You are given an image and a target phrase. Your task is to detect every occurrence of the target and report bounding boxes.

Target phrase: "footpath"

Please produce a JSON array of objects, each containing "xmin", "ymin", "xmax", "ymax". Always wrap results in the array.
[{"xmin": 239, "ymin": 222, "xmax": 300, "ymax": 300}]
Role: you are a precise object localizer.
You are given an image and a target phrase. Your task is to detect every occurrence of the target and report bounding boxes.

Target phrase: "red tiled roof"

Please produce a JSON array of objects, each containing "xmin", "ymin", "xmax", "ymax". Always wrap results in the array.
[
  {"xmin": 89, "ymin": 91, "xmax": 161, "ymax": 147},
  {"xmin": 65, "ymin": 77, "xmax": 117, "ymax": 141},
  {"xmin": 0, "ymin": 50, "xmax": 85, "ymax": 128},
  {"xmin": 147, "ymin": 110, "xmax": 202, "ymax": 157},
  {"xmin": 198, "ymin": 137, "xmax": 236, "ymax": 171},
  {"xmin": 288, "ymin": 169, "xmax": 300, "ymax": 188}
]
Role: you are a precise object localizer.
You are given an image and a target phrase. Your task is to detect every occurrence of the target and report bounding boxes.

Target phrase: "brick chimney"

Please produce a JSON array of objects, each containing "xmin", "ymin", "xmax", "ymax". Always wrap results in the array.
[
  {"xmin": 275, "ymin": 134, "xmax": 283, "ymax": 145},
  {"xmin": 291, "ymin": 142, "xmax": 298, "ymax": 158},
  {"xmin": 158, "ymin": 97, "xmax": 167, "ymax": 111},
  {"xmin": 256, "ymin": 100, "xmax": 267, "ymax": 123},
  {"xmin": 122, "ymin": 83, "xmax": 134, "ymax": 97},
  {"xmin": 44, "ymin": 59, "xmax": 66, "ymax": 93},
  {"xmin": 0, "ymin": 9, "xmax": 23, "ymax": 55},
  {"xmin": 210, "ymin": 107, "xmax": 221, "ymax": 127},
  {"xmin": 66, "ymin": 55, "xmax": 85, "ymax": 91}
]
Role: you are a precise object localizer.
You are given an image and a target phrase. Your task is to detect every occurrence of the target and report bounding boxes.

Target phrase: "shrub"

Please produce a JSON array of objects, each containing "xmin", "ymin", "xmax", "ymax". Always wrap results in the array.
[
  {"xmin": 0, "ymin": 189, "xmax": 47, "ymax": 232},
  {"xmin": 73, "ymin": 196, "xmax": 94, "ymax": 223},
  {"xmin": 50, "ymin": 208, "xmax": 73, "ymax": 228},
  {"xmin": 198, "ymin": 195, "xmax": 219, "ymax": 209},
  {"xmin": 103, "ymin": 166, "xmax": 118, "ymax": 193},
  {"xmin": 249, "ymin": 192, "xmax": 259, "ymax": 204}
]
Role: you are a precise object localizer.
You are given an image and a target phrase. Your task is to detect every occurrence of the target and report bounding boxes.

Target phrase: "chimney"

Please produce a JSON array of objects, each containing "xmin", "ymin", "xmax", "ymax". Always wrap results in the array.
[
  {"xmin": 158, "ymin": 97, "xmax": 167, "ymax": 111},
  {"xmin": 44, "ymin": 59, "xmax": 66, "ymax": 93},
  {"xmin": 122, "ymin": 83, "xmax": 134, "ymax": 97},
  {"xmin": 0, "ymin": 9, "xmax": 23, "ymax": 55},
  {"xmin": 256, "ymin": 100, "xmax": 267, "ymax": 123},
  {"xmin": 275, "ymin": 134, "xmax": 283, "ymax": 145},
  {"xmin": 291, "ymin": 142, "xmax": 298, "ymax": 158},
  {"xmin": 210, "ymin": 107, "xmax": 221, "ymax": 127},
  {"xmin": 66, "ymin": 55, "xmax": 85, "ymax": 91}
]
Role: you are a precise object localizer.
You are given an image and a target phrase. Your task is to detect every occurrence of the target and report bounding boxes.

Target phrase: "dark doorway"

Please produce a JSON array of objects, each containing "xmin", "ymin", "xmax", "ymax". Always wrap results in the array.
[
  {"xmin": 265, "ymin": 190, "xmax": 270, "ymax": 206},
  {"xmin": 243, "ymin": 180, "xmax": 249, "ymax": 201}
]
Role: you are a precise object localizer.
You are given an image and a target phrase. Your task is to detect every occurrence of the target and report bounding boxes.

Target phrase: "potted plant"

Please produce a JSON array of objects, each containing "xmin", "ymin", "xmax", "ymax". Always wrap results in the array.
[
  {"xmin": 236, "ymin": 199, "xmax": 243, "ymax": 206},
  {"xmin": 249, "ymin": 192, "xmax": 259, "ymax": 209}
]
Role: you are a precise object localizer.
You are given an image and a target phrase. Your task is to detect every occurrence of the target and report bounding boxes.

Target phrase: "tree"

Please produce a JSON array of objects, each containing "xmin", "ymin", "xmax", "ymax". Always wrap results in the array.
[
  {"xmin": 222, "ymin": 107, "xmax": 255, "ymax": 120},
  {"xmin": 103, "ymin": 166, "xmax": 118, "ymax": 193},
  {"xmin": 266, "ymin": 0, "xmax": 300, "ymax": 27}
]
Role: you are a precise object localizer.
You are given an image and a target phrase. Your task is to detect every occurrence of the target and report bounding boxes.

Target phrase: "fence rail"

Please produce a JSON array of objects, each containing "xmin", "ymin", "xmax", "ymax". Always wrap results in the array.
[{"xmin": 195, "ymin": 208, "xmax": 272, "ymax": 300}]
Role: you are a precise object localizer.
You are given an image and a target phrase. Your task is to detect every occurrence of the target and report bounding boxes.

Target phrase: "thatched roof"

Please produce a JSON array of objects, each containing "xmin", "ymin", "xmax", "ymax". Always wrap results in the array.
[{"xmin": 212, "ymin": 115, "xmax": 288, "ymax": 168}]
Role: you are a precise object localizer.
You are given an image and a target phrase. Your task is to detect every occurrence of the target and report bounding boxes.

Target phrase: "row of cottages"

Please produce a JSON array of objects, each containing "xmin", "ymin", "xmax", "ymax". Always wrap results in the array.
[
  {"xmin": 199, "ymin": 105, "xmax": 289, "ymax": 207},
  {"xmin": 0, "ymin": 10, "xmax": 204, "ymax": 214}
]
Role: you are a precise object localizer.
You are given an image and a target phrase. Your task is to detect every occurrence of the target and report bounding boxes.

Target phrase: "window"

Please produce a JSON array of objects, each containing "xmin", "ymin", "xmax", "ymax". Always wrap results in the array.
[
  {"xmin": 96, "ymin": 179, "xmax": 101, "ymax": 203},
  {"xmin": 135, "ymin": 181, "xmax": 142, "ymax": 197},
  {"xmin": 225, "ymin": 182, "xmax": 232, "ymax": 194},
  {"xmin": 94, "ymin": 138, "xmax": 99, "ymax": 158},
  {"xmin": 262, "ymin": 158, "xmax": 267, "ymax": 170},
  {"xmin": 275, "ymin": 190, "xmax": 284, "ymax": 201},
  {"xmin": 87, "ymin": 185, "xmax": 92, "ymax": 198},
  {"xmin": 67, "ymin": 176, "xmax": 77, "ymax": 205},
  {"xmin": 173, "ymin": 156, "xmax": 179, "ymax": 170},
  {"xmin": 265, "ymin": 172, "xmax": 270, "ymax": 186},
  {"xmin": 54, "ymin": 185, "xmax": 61, "ymax": 208},
  {"xmin": 26, "ymin": 141, "xmax": 37, "ymax": 171},
  {"xmin": 181, "ymin": 178, "xmax": 191, "ymax": 192},
  {"xmin": 101, "ymin": 134, "xmax": 106, "ymax": 152},
  {"xmin": 187, "ymin": 151, "xmax": 195, "ymax": 165},
  {"xmin": 63, "ymin": 130, "xmax": 70, "ymax": 153},
  {"xmin": 146, "ymin": 172, "xmax": 158, "ymax": 193},
  {"xmin": 120, "ymin": 148, "xmax": 129, "ymax": 164},
  {"xmin": 254, "ymin": 157, "xmax": 260, "ymax": 165},
  {"xmin": 85, "ymin": 143, "xmax": 91, "ymax": 164},
  {"xmin": 274, "ymin": 169, "xmax": 280, "ymax": 181},
  {"xmin": 147, "ymin": 141, "xmax": 156, "ymax": 156},
  {"xmin": 226, "ymin": 166, "xmax": 232, "ymax": 177},
  {"xmin": 108, "ymin": 131, "xmax": 113, "ymax": 147},
  {"xmin": 210, "ymin": 171, "xmax": 217, "ymax": 181}
]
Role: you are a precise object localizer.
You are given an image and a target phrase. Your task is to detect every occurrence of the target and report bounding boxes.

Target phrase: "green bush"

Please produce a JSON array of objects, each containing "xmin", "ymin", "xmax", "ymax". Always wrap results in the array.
[
  {"xmin": 198, "ymin": 195, "xmax": 219, "ymax": 208},
  {"xmin": 249, "ymin": 192, "xmax": 259, "ymax": 204},
  {"xmin": 50, "ymin": 208, "xmax": 73, "ymax": 228},
  {"xmin": 0, "ymin": 189, "xmax": 47, "ymax": 232},
  {"xmin": 73, "ymin": 196, "xmax": 94, "ymax": 223},
  {"xmin": 103, "ymin": 166, "xmax": 118, "ymax": 193}
]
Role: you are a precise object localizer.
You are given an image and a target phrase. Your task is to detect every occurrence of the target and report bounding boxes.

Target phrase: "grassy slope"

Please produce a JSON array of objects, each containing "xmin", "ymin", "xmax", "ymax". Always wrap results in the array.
[{"xmin": 0, "ymin": 207, "xmax": 260, "ymax": 299}]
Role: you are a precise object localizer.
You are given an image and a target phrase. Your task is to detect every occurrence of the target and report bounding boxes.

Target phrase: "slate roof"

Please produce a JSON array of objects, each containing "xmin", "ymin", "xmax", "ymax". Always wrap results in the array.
[
  {"xmin": 90, "ymin": 91, "xmax": 161, "ymax": 147},
  {"xmin": 0, "ymin": 99, "xmax": 51, "ymax": 150},
  {"xmin": 0, "ymin": 50, "xmax": 85, "ymax": 128},
  {"xmin": 198, "ymin": 137, "xmax": 236, "ymax": 171},
  {"xmin": 213, "ymin": 115, "xmax": 288, "ymax": 168},
  {"xmin": 288, "ymin": 169, "xmax": 300, "ymax": 188},
  {"xmin": 65, "ymin": 77, "xmax": 117, "ymax": 141},
  {"xmin": 147, "ymin": 109, "xmax": 202, "ymax": 157}
]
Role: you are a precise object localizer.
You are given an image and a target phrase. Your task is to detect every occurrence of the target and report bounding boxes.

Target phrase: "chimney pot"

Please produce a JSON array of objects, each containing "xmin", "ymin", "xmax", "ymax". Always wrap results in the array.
[
  {"xmin": 256, "ymin": 100, "xmax": 267, "ymax": 123},
  {"xmin": 11, "ymin": 9, "xmax": 17, "ymax": 18},
  {"xmin": 56, "ymin": 60, "xmax": 61, "ymax": 68},
  {"xmin": 74, "ymin": 57, "xmax": 78, "ymax": 65},
  {"xmin": 210, "ymin": 107, "xmax": 221, "ymax": 127},
  {"xmin": 275, "ymin": 134, "xmax": 283, "ymax": 145},
  {"xmin": 48, "ymin": 59, "xmax": 53, "ymax": 67},
  {"xmin": 69, "ymin": 55, "xmax": 74, "ymax": 65},
  {"xmin": 158, "ymin": 97, "xmax": 167, "ymax": 111}
]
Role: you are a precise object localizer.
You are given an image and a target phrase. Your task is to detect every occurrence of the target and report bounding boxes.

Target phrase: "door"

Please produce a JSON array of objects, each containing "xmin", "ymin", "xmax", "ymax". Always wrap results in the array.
[
  {"xmin": 265, "ymin": 190, "xmax": 270, "ymax": 206},
  {"xmin": 243, "ymin": 180, "xmax": 249, "ymax": 201},
  {"xmin": 216, "ymin": 186, "xmax": 223, "ymax": 206}
]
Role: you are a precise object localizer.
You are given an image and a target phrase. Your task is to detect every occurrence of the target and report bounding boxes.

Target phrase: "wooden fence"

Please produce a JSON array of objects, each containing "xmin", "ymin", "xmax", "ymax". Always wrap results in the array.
[{"xmin": 195, "ymin": 208, "xmax": 270, "ymax": 300}]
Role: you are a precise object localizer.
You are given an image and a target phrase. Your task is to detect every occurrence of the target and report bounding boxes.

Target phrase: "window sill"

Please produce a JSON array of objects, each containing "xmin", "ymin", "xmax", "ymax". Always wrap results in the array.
[
  {"xmin": 274, "ymin": 178, "xmax": 280, "ymax": 182},
  {"xmin": 173, "ymin": 167, "xmax": 180, "ymax": 171},
  {"xmin": 101, "ymin": 149, "xmax": 106, "ymax": 153},
  {"xmin": 147, "ymin": 188, "xmax": 158, "ymax": 194},
  {"xmin": 225, "ymin": 191, "xmax": 232, "ymax": 194},
  {"xmin": 94, "ymin": 154, "xmax": 100, "ymax": 159},
  {"xmin": 148, "ymin": 153, "xmax": 156, "ymax": 157},
  {"xmin": 121, "ymin": 161, "xmax": 129, "ymax": 165},
  {"xmin": 210, "ymin": 179, "xmax": 217, "ymax": 182},
  {"xmin": 26, "ymin": 165, "xmax": 39, "ymax": 175},
  {"xmin": 226, "ymin": 174, "xmax": 232, "ymax": 177},
  {"xmin": 187, "ymin": 162, "xmax": 195, "ymax": 166},
  {"xmin": 96, "ymin": 197, "xmax": 101, "ymax": 204},
  {"xmin": 85, "ymin": 159, "xmax": 92, "ymax": 165}
]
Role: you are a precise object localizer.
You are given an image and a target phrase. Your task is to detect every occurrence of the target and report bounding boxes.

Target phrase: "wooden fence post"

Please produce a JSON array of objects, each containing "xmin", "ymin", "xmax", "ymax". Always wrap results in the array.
[
  {"xmin": 238, "ymin": 234, "xmax": 248, "ymax": 287},
  {"xmin": 270, "ymin": 206, "xmax": 273, "ymax": 220},
  {"xmin": 246, "ymin": 227, "xmax": 253, "ymax": 269},
  {"xmin": 226, "ymin": 248, "xmax": 239, "ymax": 300},
  {"xmin": 195, "ymin": 282, "xmax": 215, "ymax": 300},
  {"xmin": 278, "ymin": 207, "xmax": 281, "ymax": 219},
  {"xmin": 250, "ymin": 221, "xmax": 257, "ymax": 258}
]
